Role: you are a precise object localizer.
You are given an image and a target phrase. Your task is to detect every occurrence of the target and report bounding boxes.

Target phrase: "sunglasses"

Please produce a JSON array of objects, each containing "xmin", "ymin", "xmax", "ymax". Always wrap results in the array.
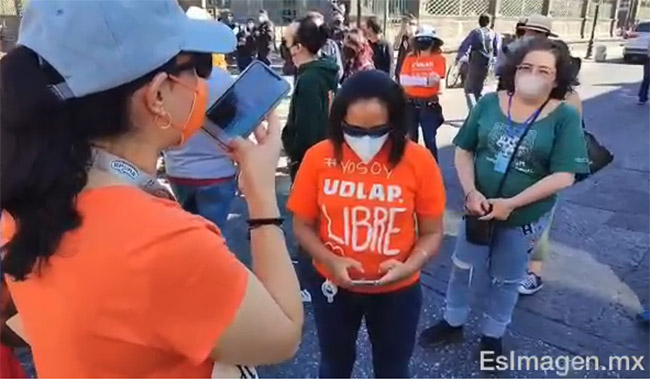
[
  {"xmin": 167, "ymin": 53, "xmax": 213, "ymax": 79},
  {"xmin": 342, "ymin": 122, "xmax": 392, "ymax": 137}
]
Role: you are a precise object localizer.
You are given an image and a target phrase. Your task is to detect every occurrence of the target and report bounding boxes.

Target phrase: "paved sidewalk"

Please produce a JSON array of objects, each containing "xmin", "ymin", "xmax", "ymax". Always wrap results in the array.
[{"xmin": 223, "ymin": 58, "xmax": 649, "ymax": 378}]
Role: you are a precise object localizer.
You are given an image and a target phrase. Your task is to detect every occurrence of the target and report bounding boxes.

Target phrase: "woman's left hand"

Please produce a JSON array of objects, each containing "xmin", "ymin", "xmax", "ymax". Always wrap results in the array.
[
  {"xmin": 375, "ymin": 259, "xmax": 418, "ymax": 286},
  {"xmin": 479, "ymin": 198, "xmax": 517, "ymax": 221}
]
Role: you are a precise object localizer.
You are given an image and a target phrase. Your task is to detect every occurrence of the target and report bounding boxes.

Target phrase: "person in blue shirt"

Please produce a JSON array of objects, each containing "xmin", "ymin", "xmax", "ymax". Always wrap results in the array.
[{"xmin": 457, "ymin": 13, "xmax": 498, "ymax": 111}]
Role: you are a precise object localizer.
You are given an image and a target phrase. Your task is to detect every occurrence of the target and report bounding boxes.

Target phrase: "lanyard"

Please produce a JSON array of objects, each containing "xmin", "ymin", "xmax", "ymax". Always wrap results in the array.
[
  {"xmin": 506, "ymin": 95, "xmax": 543, "ymax": 138},
  {"xmin": 91, "ymin": 148, "xmax": 176, "ymax": 201}
]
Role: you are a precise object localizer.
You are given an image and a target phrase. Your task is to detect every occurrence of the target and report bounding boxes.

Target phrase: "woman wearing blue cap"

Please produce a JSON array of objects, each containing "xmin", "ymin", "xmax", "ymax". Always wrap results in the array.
[{"xmin": 0, "ymin": 0, "xmax": 302, "ymax": 377}]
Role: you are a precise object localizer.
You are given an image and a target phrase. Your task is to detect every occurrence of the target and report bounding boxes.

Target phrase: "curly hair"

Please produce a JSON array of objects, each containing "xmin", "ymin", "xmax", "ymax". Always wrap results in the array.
[{"xmin": 500, "ymin": 37, "xmax": 576, "ymax": 100}]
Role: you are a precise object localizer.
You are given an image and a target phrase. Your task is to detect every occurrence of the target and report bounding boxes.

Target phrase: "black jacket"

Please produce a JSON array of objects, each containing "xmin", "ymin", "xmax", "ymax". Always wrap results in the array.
[
  {"xmin": 255, "ymin": 21, "xmax": 275, "ymax": 52},
  {"xmin": 370, "ymin": 39, "xmax": 393, "ymax": 75},
  {"xmin": 281, "ymin": 58, "xmax": 340, "ymax": 165}
]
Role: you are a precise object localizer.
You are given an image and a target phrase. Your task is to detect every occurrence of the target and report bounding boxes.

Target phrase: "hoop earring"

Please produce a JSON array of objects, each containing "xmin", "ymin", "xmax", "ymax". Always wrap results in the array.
[{"xmin": 155, "ymin": 111, "xmax": 173, "ymax": 130}]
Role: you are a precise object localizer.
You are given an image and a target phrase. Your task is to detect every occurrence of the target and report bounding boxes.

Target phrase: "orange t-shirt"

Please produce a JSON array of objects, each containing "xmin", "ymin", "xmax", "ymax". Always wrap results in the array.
[
  {"xmin": 400, "ymin": 53, "xmax": 447, "ymax": 99},
  {"xmin": 287, "ymin": 141, "xmax": 446, "ymax": 293},
  {"xmin": 1, "ymin": 187, "xmax": 248, "ymax": 378}
]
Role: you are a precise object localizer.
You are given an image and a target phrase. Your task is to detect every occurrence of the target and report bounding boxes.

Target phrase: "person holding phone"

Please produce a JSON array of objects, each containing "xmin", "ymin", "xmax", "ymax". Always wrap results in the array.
[
  {"xmin": 163, "ymin": 69, "xmax": 241, "ymax": 259},
  {"xmin": 399, "ymin": 25, "xmax": 446, "ymax": 161},
  {"xmin": 1, "ymin": 0, "xmax": 302, "ymax": 377},
  {"xmin": 281, "ymin": 15, "xmax": 340, "ymax": 180},
  {"xmin": 418, "ymin": 38, "xmax": 589, "ymax": 365},
  {"xmin": 288, "ymin": 70, "xmax": 446, "ymax": 378}
]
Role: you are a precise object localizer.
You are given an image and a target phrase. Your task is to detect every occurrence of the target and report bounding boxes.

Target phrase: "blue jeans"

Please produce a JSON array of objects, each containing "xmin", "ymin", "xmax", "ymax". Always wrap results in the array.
[
  {"xmin": 308, "ymin": 271, "xmax": 422, "ymax": 378},
  {"xmin": 407, "ymin": 101, "xmax": 445, "ymax": 161},
  {"xmin": 443, "ymin": 213, "xmax": 552, "ymax": 338},
  {"xmin": 169, "ymin": 179, "xmax": 237, "ymax": 243},
  {"xmin": 639, "ymin": 58, "xmax": 650, "ymax": 103}
]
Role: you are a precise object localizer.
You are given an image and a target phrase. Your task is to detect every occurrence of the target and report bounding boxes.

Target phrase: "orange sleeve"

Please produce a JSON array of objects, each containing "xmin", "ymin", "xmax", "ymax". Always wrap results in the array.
[
  {"xmin": 413, "ymin": 148, "xmax": 446, "ymax": 217},
  {"xmin": 146, "ymin": 225, "xmax": 248, "ymax": 365},
  {"xmin": 287, "ymin": 147, "xmax": 322, "ymax": 221},
  {"xmin": 436, "ymin": 55, "xmax": 447, "ymax": 79}
]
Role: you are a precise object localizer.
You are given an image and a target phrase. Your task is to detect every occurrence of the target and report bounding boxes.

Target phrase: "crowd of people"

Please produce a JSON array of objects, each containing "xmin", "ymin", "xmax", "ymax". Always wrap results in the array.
[{"xmin": 0, "ymin": 0, "xmax": 643, "ymax": 379}]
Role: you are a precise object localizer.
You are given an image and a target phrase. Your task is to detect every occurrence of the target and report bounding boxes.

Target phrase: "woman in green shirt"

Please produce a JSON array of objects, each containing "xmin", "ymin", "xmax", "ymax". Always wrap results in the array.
[{"xmin": 419, "ymin": 38, "xmax": 589, "ymax": 366}]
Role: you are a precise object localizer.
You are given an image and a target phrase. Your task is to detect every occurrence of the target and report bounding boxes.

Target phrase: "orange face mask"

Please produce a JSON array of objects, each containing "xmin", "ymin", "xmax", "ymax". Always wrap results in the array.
[{"xmin": 167, "ymin": 75, "xmax": 208, "ymax": 145}]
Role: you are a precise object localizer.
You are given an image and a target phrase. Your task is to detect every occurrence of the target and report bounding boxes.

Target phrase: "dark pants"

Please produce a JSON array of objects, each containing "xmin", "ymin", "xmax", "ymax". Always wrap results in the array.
[
  {"xmin": 236, "ymin": 55, "xmax": 253, "ymax": 73},
  {"xmin": 407, "ymin": 101, "xmax": 445, "ymax": 161},
  {"xmin": 308, "ymin": 272, "xmax": 422, "ymax": 378},
  {"xmin": 464, "ymin": 56, "xmax": 490, "ymax": 110},
  {"xmin": 257, "ymin": 48, "xmax": 271, "ymax": 66},
  {"xmin": 639, "ymin": 57, "xmax": 650, "ymax": 103}
]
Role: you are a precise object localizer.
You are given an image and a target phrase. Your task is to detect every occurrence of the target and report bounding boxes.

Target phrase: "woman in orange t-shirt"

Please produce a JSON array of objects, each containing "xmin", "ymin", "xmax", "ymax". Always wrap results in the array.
[
  {"xmin": 1, "ymin": 0, "xmax": 302, "ymax": 377},
  {"xmin": 399, "ymin": 25, "xmax": 447, "ymax": 161},
  {"xmin": 288, "ymin": 70, "xmax": 446, "ymax": 378}
]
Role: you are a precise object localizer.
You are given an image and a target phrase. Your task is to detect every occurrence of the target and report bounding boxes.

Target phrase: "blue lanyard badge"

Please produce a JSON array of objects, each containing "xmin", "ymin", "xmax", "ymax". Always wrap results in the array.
[{"xmin": 494, "ymin": 96, "xmax": 542, "ymax": 174}]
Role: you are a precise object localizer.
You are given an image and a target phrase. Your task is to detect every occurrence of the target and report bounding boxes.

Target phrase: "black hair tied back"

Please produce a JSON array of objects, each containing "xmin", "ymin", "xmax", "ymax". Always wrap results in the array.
[
  {"xmin": 296, "ymin": 15, "xmax": 329, "ymax": 55},
  {"xmin": 1, "ymin": 47, "xmax": 170, "ymax": 280}
]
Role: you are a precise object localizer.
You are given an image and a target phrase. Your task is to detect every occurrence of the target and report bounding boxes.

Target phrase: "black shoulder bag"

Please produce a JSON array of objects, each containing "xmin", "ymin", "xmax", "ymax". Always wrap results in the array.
[
  {"xmin": 575, "ymin": 120, "xmax": 614, "ymax": 182},
  {"xmin": 465, "ymin": 97, "xmax": 550, "ymax": 246}
]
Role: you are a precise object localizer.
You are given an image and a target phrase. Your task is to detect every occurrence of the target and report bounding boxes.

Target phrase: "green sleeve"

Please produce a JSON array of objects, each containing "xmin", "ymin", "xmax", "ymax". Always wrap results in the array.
[
  {"xmin": 453, "ymin": 94, "xmax": 489, "ymax": 151},
  {"xmin": 549, "ymin": 106, "xmax": 590, "ymax": 174},
  {"xmin": 292, "ymin": 75, "xmax": 328, "ymax": 162}
]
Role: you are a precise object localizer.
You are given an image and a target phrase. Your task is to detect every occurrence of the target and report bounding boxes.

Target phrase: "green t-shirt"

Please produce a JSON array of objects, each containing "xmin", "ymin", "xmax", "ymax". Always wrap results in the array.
[{"xmin": 453, "ymin": 93, "xmax": 589, "ymax": 227}]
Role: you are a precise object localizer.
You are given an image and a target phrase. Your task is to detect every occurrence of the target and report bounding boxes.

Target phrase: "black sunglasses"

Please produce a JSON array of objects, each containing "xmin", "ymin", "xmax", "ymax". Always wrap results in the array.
[
  {"xmin": 342, "ymin": 122, "xmax": 392, "ymax": 137},
  {"xmin": 167, "ymin": 53, "xmax": 213, "ymax": 79}
]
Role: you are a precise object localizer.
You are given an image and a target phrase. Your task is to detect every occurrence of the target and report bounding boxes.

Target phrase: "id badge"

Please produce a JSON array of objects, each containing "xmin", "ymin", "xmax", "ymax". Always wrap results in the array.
[{"xmin": 494, "ymin": 153, "xmax": 510, "ymax": 174}]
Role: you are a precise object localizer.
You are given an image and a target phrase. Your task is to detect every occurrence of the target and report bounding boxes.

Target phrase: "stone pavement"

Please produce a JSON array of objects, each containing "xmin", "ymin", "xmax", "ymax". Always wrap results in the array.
[{"xmin": 221, "ymin": 52, "xmax": 650, "ymax": 378}]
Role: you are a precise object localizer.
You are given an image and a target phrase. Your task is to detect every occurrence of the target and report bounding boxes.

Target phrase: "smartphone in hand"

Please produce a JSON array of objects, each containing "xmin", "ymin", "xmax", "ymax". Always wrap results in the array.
[{"xmin": 203, "ymin": 60, "xmax": 291, "ymax": 146}]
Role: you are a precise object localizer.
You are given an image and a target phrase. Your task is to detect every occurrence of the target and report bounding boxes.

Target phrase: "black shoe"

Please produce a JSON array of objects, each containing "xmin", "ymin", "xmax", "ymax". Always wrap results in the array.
[
  {"xmin": 518, "ymin": 271, "xmax": 544, "ymax": 295},
  {"xmin": 479, "ymin": 336, "xmax": 503, "ymax": 373},
  {"xmin": 419, "ymin": 320, "xmax": 464, "ymax": 347}
]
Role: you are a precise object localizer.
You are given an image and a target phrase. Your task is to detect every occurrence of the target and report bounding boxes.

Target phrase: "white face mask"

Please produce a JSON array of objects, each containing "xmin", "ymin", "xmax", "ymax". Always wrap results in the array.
[
  {"xmin": 344, "ymin": 133, "xmax": 389, "ymax": 164},
  {"xmin": 516, "ymin": 73, "xmax": 550, "ymax": 99}
]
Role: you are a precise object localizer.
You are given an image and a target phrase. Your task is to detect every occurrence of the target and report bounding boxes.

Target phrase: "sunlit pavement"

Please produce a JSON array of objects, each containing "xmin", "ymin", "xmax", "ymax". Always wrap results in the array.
[{"xmin": 216, "ymin": 48, "xmax": 650, "ymax": 378}]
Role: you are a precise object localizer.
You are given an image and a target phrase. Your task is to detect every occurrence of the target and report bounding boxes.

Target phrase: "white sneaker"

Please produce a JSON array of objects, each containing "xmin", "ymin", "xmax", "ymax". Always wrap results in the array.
[{"xmin": 518, "ymin": 271, "xmax": 544, "ymax": 295}]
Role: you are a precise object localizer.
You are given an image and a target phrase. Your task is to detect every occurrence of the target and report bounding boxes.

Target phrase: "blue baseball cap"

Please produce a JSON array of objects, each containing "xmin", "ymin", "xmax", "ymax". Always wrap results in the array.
[{"xmin": 18, "ymin": 0, "xmax": 236, "ymax": 99}]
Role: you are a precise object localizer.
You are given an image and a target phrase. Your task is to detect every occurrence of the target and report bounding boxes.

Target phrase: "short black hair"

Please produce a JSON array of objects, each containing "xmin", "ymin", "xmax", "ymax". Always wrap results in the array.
[
  {"xmin": 479, "ymin": 13, "xmax": 491, "ymax": 27},
  {"xmin": 365, "ymin": 16, "xmax": 382, "ymax": 35},
  {"xmin": 500, "ymin": 37, "xmax": 576, "ymax": 100},
  {"xmin": 329, "ymin": 70, "xmax": 409, "ymax": 168},
  {"xmin": 294, "ymin": 15, "xmax": 329, "ymax": 55}
]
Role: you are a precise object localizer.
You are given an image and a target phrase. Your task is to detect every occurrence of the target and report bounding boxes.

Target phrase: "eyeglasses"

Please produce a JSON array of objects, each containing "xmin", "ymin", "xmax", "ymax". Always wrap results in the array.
[{"xmin": 516, "ymin": 63, "xmax": 556, "ymax": 79}]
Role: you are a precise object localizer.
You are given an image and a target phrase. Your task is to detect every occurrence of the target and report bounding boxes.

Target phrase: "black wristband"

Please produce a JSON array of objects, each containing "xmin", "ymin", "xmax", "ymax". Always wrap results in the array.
[{"xmin": 247, "ymin": 218, "xmax": 284, "ymax": 230}]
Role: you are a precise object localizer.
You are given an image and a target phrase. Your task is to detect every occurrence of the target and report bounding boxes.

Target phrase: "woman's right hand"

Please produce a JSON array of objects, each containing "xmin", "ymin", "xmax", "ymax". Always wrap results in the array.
[
  {"xmin": 323, "ymin": 255, "xmax": 365, "ymax": 288},
  {"xmin": 227, "ymin": 111, "xmax": 282, "ymax": 214},
  {"xmin": 464, "ymin": 189, "xmax": 491, "ymax": 216}
]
